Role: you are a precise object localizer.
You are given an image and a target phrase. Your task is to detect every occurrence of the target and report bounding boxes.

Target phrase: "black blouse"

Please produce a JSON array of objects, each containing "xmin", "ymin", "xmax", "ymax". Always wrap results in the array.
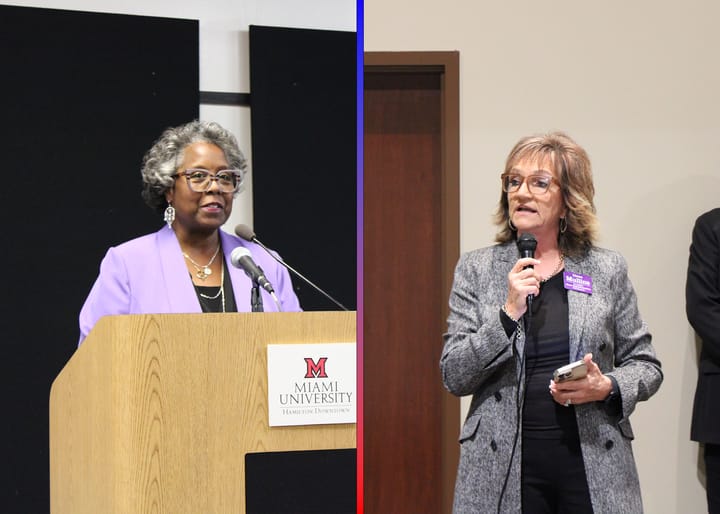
[{"xmin": 520, "ymin": 271, "xmax": 579, "ymax": 440}]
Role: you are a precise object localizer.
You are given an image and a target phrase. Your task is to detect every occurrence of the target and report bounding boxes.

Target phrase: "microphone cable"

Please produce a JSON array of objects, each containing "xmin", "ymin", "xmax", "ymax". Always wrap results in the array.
[
  {"xmin": 496, "ymin": 312, "xmax": 533, "ymax": 514},
  {"xmin": 497, "ymin": 235, "xmax": 536, "ymax": 513}
]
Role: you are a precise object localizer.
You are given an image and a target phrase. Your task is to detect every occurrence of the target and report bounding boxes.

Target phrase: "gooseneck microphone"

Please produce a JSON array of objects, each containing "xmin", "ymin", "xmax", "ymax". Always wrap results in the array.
[
  {"xmin": 234, "ymin": 224, "xmax": 349, "ymax": 311},
  {"xmin": 230, "ymin": 247, "xmax": 275, "ymax": 293},
  {"xmin": 230, "ymin": 246, "xmax": 282, "ymax": 311},
  {"xmin": 516, "ymin": 232, "xmax": 538, "ymax": 310}
]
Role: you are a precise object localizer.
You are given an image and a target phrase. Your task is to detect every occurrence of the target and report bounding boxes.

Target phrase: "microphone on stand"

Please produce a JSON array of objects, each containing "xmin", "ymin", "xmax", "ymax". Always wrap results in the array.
[
  {"xmin": 234, "ymin": 224, "xmax": 349, "ymax": 311},
  {"xmin": 230, "ymin": 246, "xmax": 281, "ymax": 311}
]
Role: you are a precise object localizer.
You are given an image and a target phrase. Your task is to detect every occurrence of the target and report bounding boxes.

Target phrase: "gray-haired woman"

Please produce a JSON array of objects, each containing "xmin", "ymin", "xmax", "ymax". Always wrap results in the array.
[{"xmin": 78, "ymin": 120, "xmax": 300, "ymax": 344}]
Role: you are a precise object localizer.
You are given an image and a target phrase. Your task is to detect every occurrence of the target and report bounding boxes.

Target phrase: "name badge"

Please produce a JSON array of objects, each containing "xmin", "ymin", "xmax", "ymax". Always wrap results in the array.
[{"xmin": 563, "ymin": 271, "xmax": 592, "ymax": 294}]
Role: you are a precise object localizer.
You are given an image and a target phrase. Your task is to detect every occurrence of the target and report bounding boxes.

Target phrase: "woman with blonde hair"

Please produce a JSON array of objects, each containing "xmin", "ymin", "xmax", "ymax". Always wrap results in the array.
[{"xmin": 441, "ymin": 132, "xmax": 662, "ymax": 513}]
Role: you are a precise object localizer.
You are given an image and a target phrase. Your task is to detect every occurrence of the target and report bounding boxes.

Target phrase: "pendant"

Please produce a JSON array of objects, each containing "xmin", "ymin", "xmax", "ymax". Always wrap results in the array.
[{"xmin": 196, "ymin": 267, "xmax": 212, "ymax": 280}]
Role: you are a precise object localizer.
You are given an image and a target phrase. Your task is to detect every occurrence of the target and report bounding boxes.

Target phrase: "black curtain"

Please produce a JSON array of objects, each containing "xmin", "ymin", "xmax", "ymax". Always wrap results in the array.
[
  {"xmin": 0, "ymin": 6, "xmax": 198, "ymax": 512},
  {"xmin": 249, "ymin": 25, "xmax": 356, "ymax": 311}
]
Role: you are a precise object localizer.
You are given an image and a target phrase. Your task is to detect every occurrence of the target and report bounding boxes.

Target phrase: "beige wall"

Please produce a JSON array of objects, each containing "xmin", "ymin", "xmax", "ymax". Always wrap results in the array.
[{"xmin": 366, "ymin": 1, "xmax": 720, "ymax": 512}]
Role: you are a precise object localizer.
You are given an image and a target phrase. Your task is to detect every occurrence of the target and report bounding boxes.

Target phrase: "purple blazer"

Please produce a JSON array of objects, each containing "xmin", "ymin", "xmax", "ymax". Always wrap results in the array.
[{"xmin": 78, "ymin": 226, "xmax": 301, "ymax": 345}]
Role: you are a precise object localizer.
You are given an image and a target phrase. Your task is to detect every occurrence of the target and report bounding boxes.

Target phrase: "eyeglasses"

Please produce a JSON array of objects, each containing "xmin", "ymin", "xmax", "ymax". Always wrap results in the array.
[
  {"xmin": 175, "ymin": 169, "xmax": 244, "ymax": 193},
  {"xmin": 501, "ymin": 173, "xmax": 556, "ymax": 195}
]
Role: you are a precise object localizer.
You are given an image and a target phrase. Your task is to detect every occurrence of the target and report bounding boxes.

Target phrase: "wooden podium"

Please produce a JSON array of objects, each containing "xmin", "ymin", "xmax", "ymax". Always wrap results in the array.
[{"xmin": 49, "ymin": 311, "xmax": 356, "ymax": 513}]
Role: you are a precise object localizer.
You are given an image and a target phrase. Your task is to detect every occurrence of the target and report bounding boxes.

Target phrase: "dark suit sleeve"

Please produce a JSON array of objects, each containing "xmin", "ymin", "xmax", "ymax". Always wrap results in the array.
[{"xmin": 686, "ymin": 211, "xmax": 720, "ymax": 363}]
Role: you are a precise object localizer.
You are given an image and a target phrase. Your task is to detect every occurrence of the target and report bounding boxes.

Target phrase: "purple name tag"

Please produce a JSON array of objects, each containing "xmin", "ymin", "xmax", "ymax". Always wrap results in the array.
[{"xmin": 563, "ymin": 271, "xmax": 592, "ymax": 294}]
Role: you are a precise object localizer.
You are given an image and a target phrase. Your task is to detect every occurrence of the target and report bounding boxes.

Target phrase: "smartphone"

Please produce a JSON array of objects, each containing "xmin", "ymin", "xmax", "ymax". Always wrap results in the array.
[{"xmin": 553, "ymin": 360, "xmax": 588, "ymax": 382}]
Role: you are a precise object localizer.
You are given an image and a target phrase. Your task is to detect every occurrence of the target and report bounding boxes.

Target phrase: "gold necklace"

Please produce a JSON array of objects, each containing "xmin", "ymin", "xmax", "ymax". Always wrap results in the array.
[
  {"xmin": 541, "ymin": 253, "xmax": 565, "ymax": 283},
  {"xmin": 196, "ymin": 263, "xmax": 226, "ymax": 312},
  {"xmin": 183, "ymin": 243, "xmax": 221, "ymax": 280}
]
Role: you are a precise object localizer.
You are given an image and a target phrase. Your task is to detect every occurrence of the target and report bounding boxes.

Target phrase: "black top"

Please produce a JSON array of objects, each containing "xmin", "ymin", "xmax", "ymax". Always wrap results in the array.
[
  {"xmin": 522, "ymin": 271, "xmax": 579, "ymax": 440},
  {"xmin": 193, "ymin": 260, "xmax": 238, "ymax": 313}
]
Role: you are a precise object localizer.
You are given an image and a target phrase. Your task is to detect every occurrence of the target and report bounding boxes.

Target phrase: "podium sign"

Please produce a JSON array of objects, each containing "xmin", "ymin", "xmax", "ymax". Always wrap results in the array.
[{"xmin": 267, "ymin": 342, "xmax": 356, "ymax": 426}]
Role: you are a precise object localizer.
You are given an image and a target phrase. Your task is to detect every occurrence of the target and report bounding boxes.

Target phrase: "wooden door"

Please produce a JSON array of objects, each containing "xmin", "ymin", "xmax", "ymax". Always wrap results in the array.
[{"xmin": 363, "ymin": 52, "xmax": 460, "ymax": 514}]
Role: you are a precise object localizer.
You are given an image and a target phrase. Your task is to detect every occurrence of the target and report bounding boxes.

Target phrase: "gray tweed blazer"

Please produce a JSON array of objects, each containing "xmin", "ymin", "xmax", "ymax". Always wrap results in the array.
[{"xmin": 441, "ymin": 242, "xmax": 662, "ymax": 514}]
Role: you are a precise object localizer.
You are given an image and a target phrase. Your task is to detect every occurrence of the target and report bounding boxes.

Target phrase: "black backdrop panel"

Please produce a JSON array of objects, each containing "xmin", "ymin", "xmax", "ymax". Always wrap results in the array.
[
  {"xmin": 246, "ymin": 449, "xmax": 356, "ymax": 514},
  {"xmin": 249, "ymin": 25, "xmax": 356, "ymax": 311},
  {"xmin": 0, "ymin": 6, "xmax": 198, "ymax": 512}
]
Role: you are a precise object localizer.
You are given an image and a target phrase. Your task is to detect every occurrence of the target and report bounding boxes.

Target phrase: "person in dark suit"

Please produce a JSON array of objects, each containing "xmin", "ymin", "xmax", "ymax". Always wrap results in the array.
[
  {"xmin": 686, "ymin": 208, "xmax": 720, "ymax": 513},
  {"xmin": 441, "ymin": 132, "xmax": 663, "ymax": 513}
]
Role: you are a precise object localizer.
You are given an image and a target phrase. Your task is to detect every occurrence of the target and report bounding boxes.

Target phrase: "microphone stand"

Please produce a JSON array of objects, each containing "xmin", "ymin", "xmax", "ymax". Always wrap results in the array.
[
  {"xmin": 249, "ymin": 273, "xmax": 282, "ymax": 312},
  {"xmin": 251, "ymin": 285, "xmax": 264, "ymax": 312}
]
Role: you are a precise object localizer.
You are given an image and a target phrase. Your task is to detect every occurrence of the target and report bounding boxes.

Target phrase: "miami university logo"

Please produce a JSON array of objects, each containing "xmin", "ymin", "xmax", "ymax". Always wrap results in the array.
[{"xmin": 304, "ymin": 357, "xmax": 328, "ymax": 378}]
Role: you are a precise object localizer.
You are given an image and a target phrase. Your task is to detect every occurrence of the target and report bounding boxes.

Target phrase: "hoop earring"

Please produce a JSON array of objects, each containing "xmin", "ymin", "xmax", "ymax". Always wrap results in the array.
[
  {"xmin": 559, "ymin": 217, "xmax": 567, "ymax": 234},
  {"xmin": 164, "ymin": 203, "xmax": 175, "ymax": 229},
  {"xmin": 508, "ymin": 218, "xmax": 517, "ymax": 232}
]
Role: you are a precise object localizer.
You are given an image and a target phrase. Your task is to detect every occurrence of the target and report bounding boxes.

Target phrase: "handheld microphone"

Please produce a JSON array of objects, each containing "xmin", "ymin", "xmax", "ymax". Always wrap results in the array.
[
  {"xmin": 234, "ymin": 224, "xmax": 349, "ymax": 311},
  {"xmin": 516, "ymin": 233, "xmax": 538, "ymax": 308},
  {"xmin": 230, "ymin": 247, "xmax": 275, "ymax": 294}
]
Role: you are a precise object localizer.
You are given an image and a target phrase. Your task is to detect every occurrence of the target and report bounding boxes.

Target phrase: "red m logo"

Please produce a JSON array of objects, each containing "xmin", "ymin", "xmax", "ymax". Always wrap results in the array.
[{"xmin": 304, "ymin": 357, "xmax": 328, "ymax": 378}]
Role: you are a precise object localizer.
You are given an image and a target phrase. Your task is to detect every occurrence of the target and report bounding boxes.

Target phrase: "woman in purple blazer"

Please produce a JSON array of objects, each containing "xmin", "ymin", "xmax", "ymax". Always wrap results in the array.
[{"xmin": 78, "ymin": 120, "xmax": 301, "ymax": 345}]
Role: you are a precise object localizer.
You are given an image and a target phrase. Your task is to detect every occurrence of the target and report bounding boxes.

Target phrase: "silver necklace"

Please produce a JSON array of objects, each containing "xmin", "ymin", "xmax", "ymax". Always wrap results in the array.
[
  {"xmin": 197, "ymin": 263, "xmax": 226, "ymax": 312},
  {"xmin": 183, "ymin": 243, "xmax": 221, "ymax": 280},
  {"xmin": 541, "ymin": 253, "xmax": 565, "ymax": 283}
]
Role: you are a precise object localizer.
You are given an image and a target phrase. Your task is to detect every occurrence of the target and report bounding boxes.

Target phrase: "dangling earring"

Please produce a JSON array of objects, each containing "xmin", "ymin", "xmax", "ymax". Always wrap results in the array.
[
  {"xmin": 508, "ymin": 217, "xmax": 517, "ymax": 232},
  {"xmin": 164, "ymin": 203, "xmax": 175, "ymax": 229},
  {"xmin": 559, "ymin": 217, "xmax": 567, "ymax": 234}
]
